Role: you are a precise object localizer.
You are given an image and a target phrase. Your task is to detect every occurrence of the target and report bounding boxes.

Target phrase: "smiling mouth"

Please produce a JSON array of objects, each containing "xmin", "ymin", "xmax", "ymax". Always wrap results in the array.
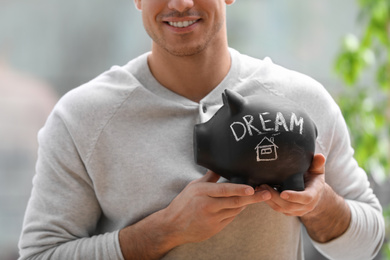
[{"xmin": 167, "ymin": 20, "xmax": 199, "ymax": 28}]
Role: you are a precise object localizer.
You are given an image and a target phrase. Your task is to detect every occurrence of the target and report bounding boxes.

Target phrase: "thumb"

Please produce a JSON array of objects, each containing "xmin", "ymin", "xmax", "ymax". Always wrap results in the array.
[
  {"xmin": 309, "ymin": 154, "xmax": 326, "ymax": 175},
  {"xmin": 194, "ymin": 171, "xmax": 221, "ymax": 184}
]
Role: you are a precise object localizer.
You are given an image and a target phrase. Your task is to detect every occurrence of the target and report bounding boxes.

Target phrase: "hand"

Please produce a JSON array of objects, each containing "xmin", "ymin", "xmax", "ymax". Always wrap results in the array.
[
  {"xmin": 256, "ymin": 153, "xmax": 326, "ymax": 217},
  {"xmin": 161, "ymin": 171, "xmax": 271, "ymax": 245},
  {"xmin": 119, "ymin": 171, "xmax": 271, "ymax": 259}
]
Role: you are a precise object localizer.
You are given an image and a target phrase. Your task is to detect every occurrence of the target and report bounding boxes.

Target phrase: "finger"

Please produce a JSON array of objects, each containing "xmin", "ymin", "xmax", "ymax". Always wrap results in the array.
[
  {"xmin": 220, "ymin": 215, "xmax": 238, "ymax": 227},
  {"xmin": 308, "ymin": 154, "xmax": 326, "ymax": 174},
  {"xmin": 193, "ymin": 171, "xmax": 221, "ymax": 184},
  {"xmin": 219, "ymin": 207, "xmax": 249, "ymax": 226},
  {"xmin": 263, "ymin": 199, "xmax": 284, "ymax": 213},
  {"xmin": 280, "ymin": 174, "xmax": 324, "ymax": 205},
  {"xmin": 264, "ymin": 193, "xmax": 308, "ymax": 216},
  {"xmin": 259, "ymin": 185, "xmax": 287, "ymax": 205},
  {"xmin": 206, "ymin": 182, "xmax": 255, "ymax": 198},
  {"xmin": 280, "ymin": 190, "xmax": 312, "ymax": 205},
  {"xmin": 259, "ymin": 184, "xmax": 320, "ymax": 216},
  {"xmin": 219, "ymin": 206, "xmax": 247, "ymax": 219},
  {"xmin": 280, "ymin": 154, "xmax": 326, "ymax": 203},
  {"xmin": 215, "ymin": 190, "xmax": 271, "ymax": 209},
  {"xmin": 260, "ymin": 185, "xmax": 301, "ymax": 210}
]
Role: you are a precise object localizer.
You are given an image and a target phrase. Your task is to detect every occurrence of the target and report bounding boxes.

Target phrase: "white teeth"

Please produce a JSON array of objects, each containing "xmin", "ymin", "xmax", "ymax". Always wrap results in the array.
[{"xmin": 168, "ymin": 20, "xmax": 197, "ymax": 28}]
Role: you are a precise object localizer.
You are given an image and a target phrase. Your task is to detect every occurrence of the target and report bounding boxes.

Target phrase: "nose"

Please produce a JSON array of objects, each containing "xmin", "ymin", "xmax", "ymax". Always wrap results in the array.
[{"xmin": 168, "ymin": 0, "xmax": 194, "ymax": 13}]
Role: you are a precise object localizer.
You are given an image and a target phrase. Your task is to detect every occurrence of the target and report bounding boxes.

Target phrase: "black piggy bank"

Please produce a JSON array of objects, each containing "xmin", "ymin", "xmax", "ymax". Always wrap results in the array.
[{"xmin": 193, "ymin": 89, "xmax": 318, "ymax": 191}]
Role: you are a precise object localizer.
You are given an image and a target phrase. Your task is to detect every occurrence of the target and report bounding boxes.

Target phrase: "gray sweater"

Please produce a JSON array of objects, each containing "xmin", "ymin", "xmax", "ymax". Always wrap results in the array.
[{"xmin": 19, "ymin": 49, "xmax": 384, "ymax": 260}]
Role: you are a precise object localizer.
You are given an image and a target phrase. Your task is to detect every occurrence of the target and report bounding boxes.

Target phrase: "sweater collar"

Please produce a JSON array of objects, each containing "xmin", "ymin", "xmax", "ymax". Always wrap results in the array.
[{"xmin": 130, "ymin": 48, "xmax": 241, "ymax": 107}]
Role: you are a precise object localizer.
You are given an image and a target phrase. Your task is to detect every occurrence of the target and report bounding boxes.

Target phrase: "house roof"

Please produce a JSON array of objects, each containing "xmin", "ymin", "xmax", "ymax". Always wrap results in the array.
[{"xmin": 255, "ymin": 136, "xmax": 279, "ymax": 149}]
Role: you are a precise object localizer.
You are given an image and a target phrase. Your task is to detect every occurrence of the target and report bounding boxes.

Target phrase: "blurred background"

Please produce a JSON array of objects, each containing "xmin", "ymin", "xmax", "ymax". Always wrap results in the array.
[{"xmin": 0, "ymin": 0, "xmax": 389, "ymax": 259}]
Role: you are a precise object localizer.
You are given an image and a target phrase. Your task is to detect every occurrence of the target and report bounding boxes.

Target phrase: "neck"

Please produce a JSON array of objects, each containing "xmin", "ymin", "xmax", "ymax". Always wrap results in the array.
[{"xmin": 147, "ymin": 42, "xmax": 231, "ymax": 103}]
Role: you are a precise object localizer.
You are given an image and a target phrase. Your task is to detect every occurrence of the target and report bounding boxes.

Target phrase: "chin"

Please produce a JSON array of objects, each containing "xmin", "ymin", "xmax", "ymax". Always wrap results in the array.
[{"xmin": 165, "ymin": 46, "xmax": 206, "ymax": 57}]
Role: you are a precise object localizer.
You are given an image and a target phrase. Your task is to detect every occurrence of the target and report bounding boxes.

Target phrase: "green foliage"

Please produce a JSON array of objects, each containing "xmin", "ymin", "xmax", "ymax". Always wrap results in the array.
[
  {"xmin": 334, "ymin": 0, "xmax": 390, "ymax": 180},
  {"xmin": 334, "ymin": 0, "xmax": 390, "ymax": 258}
]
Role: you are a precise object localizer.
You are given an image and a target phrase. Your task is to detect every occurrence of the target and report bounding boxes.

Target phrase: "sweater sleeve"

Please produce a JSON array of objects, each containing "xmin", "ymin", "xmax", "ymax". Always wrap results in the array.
[
  {"xmin": 18, "ymin": 101, "xmax": 125, "ymax": 260},
  {"xmin": 252, "ymin": 60, "xmax": 385, "ymax": 259},
  {"xmin": 311, "ymin": 98, "xmax": 385, "ymax": 259}
]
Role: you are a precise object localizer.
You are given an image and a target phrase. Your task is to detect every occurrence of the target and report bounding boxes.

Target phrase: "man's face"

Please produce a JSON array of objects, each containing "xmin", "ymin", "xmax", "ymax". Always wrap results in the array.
[{"xmin": 135, "ymin": 0, "xmax": 234, "ymax": 57}]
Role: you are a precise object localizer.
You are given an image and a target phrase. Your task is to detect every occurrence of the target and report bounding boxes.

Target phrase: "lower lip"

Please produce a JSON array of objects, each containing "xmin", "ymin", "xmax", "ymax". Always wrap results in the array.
[{"xmin": 165, "ymin": 20, "xmax": 199, "ymax": 34}]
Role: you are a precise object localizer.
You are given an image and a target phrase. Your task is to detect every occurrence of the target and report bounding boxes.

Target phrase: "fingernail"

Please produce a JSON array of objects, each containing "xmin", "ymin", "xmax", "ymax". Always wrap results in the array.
[
  {"xmin": 262, "ymin": 191, "xmax": 271, "ymax": 200},
  {"xmin": 281, "ymin": 193, "xmax": 289, "ymax": 200},
  {"xmin": 245, "ymin": 187, "xmax": 254, "ymax": 195}
]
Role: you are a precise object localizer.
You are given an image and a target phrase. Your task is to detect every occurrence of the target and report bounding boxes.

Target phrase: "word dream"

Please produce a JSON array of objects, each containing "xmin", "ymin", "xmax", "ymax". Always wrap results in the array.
[{"xmin": 230, "ymin": 112, "xmax": 304, "ymax": 142}]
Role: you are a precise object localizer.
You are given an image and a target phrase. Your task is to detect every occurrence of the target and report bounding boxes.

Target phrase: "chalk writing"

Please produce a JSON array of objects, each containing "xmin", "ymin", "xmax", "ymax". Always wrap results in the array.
[
  {"xmin": 290, "ymin": 113, "xmax": 304, "ymax": 134},
  {"xmin": 243, "ymin": 115, "xmax": 262, "ymax": 136},
  {"xmin": 259, "ymin": 112, "xmax": 274, "ymax": 131},
  {"xmin": 230, "ymin": 112, "xmax": 304, "ymax": 142},
  {"xmin": 275, "ymin": 112, "xmax": 289, "ymax": 132},
  {"xmin": 255, "ymin": 137, "xmax": 279, "ymax": 162}
]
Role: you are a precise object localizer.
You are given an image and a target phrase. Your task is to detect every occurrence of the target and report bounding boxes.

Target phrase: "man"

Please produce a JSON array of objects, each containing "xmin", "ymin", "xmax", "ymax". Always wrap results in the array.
[{"xmin": 19, "ymin": 0, "xmax": 384, "ymax": 259}]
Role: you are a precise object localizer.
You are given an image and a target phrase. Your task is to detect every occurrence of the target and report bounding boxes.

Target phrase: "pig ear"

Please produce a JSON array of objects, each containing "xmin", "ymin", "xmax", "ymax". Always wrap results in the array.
[{"xmin": 223, "ymin": 89, "xmax": 245, "ymax": 115}]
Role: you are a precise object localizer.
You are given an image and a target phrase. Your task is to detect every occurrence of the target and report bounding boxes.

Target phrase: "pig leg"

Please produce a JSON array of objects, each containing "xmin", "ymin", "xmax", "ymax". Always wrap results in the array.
[
  {"xmin": 280, "ymin": 172, "xmax": 305, "ymax": 192},
  {"xmin": 230, "ymin": 176, "xmax": 248, "ymax": 185}
]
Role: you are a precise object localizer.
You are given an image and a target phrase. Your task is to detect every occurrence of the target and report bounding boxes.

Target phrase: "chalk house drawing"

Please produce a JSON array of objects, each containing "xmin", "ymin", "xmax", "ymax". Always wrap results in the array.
[{"xmin": 255, "ymin": 137, "xmax": 279, "ymax": 162}]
